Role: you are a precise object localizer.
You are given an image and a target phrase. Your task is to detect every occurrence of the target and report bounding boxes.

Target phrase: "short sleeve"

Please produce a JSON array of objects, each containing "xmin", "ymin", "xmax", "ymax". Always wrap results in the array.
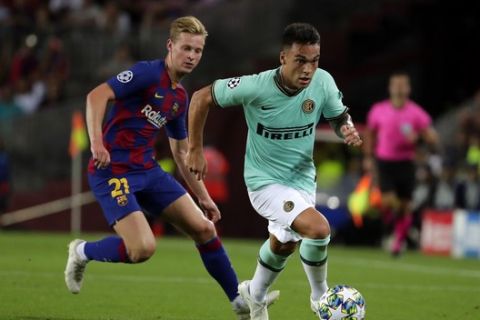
[
  {"xmin": 212, "ymin": 75, "xmax": 259, "ymax": 108},
  {"xmin": 106, "ymin": 61, "xmax": 157, "ymax": 100},
  {"xmin": 321, "ymin": 72, "xmax": 347, "ymax": 119},
  {"xmin": 164, "ymin": 111, "xmax": 187, "ymax": 140},
  {"xmin": 414, "ymin": 106, "xmax": 432, "ymax": 131}
]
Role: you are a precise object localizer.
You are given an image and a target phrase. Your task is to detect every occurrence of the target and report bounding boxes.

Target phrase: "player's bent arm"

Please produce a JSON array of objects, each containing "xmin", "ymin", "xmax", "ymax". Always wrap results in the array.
[
  {"xmin": 327, "ymin": 110, "xmax": 353, "ymax": 139},
  {"xmin": 86, "ymin": 83, "xmax": 115, "ymax": 144},
  {"xmin": 188, "ymin": 85, "xmax": 215, "ymax": 152},
  {"xmin": 327, "ymin": 111, "xmax": 363, "ymax": 147},
  {"xmin": 169, "ymin": 137, "xmax": 212, "ymax": 202},
  {"xmin": 186, "ymin": 85, "xmax": 216, "ymax": 180},
  {"xmin": 421, "ymin": 126, "xmax": 439, "ymax": 147},
  {"xmin": 362, "ymin": 127, "xmax": 376, "ymax": 158}
]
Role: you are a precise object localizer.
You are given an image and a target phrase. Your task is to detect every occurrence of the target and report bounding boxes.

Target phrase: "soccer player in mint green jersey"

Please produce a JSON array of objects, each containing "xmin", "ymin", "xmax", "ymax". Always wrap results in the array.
[{"xmin": 187, "ymin": 23, "xmax": 362, "ymax": 319}]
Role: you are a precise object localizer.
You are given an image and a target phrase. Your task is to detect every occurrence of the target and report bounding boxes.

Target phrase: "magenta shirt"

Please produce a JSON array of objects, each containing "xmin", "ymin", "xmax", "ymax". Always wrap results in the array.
[{"xmin": 367, "ymin": 99, "xmax": 431, "ymax": 161}]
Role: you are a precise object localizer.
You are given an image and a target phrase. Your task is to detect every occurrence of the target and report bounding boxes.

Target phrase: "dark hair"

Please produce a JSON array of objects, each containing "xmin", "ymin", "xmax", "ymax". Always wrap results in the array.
[
  {"xmin": 282, "ymin": 23, "xmax": 320, "ymax": 48},
  {"xmin": 389, "ymin": 71, "xmax": 410, "ymax": 79}
]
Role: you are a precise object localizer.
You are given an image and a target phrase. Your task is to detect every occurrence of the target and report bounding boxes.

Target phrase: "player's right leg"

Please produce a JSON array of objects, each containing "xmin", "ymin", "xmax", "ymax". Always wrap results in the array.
[
  {"xmin": 239, "ymin": 234, "xmax": 295, "ymax": 320},
  {"xmin": 65, "ymin": 172, "xmax": 155, "ymax": 294}
]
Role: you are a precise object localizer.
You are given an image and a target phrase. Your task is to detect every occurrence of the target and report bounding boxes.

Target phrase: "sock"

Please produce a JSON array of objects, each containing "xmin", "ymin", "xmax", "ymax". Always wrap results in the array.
[
  {"xmin": 392, "ymin": 214, "xmax": 413, "ymax": 252},
  {"xmin": 196, "ymin": 237, "xmax": 239, "ymax": 301},
  {"xmin": 300, "ymin": 236, "xmax": 330, "ymax": 301},
  {"xmin": 250, "ymin": 239, "xmax": 290, "ymax": 302},
  {"xmin": 84, "ymin": 236, "xmax": 131, "ymax": 263},
  {"xmin": 76, "ymin": 241, "xmax": 88, "ymax": 261}
]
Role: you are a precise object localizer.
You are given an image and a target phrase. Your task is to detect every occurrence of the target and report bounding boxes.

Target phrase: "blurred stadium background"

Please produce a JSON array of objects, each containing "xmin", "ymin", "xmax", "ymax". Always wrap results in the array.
[{"xmin": 0, "ymin": 1, "xmax": 480, "ymax": 319}]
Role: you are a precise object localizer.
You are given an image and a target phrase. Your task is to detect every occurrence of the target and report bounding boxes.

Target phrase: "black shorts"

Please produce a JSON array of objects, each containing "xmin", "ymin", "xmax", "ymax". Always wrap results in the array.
[{"xmin": 376, "ymin": 159, "xmax": 415, "ymax": 200}]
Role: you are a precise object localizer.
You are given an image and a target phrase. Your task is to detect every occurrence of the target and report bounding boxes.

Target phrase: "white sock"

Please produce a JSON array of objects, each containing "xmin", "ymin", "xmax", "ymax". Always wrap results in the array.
[
  {"xmin": 249, "ymin": 262, "xmax": 281, "ymax": 302},
  {"xmin": 302, "ymin": 261, "xmax": 328, "ymax": 301},
  {"xmin": 75, "ymin": 241, "xmax": 88, "ymax": 261}
]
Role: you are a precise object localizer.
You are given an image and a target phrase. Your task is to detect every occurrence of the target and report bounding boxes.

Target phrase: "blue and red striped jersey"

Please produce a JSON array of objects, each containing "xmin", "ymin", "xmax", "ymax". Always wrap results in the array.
[{"xmin": 88, "ymin": 59, "xmax": 188, "ymax": 176}]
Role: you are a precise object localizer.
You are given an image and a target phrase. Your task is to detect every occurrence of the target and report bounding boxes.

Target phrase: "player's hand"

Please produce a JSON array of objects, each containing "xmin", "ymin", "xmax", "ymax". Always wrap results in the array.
[
  {"xmin": 186, "ymin": 148, "xmax": 207, "ymax": 180},
  {"xmin": 198, "ymin": 198, "xmax": 221, "ymax": 223},
  {"xmin": 362, "ymin": 156, "xmax": 374, "ymax": 173},
  {"xmin": 341, "ymin": 125, "xmax": 363, "ymax": 147},
  {"xmin": 91, "ymin": 141, "xmax": 110, "ymax": 169}
]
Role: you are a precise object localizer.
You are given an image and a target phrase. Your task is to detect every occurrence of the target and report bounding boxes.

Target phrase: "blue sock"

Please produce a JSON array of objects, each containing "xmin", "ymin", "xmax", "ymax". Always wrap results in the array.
[
  {"xmin": 196, "ymin": 237, "xmax": 239, "ymax": 301},
  {"xmin": 84, "ymin": 236, "xmax": 131, "ymax": 263}
]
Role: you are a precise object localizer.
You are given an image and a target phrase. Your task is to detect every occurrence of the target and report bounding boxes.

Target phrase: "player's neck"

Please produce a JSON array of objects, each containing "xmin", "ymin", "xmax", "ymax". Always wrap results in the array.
[
  {"xmin": 165, "ymin": 58, "xmax": 184, "ymax": 86},
  {"xmin": 278, "ymin": 67, "xmax": 301, "ymax": 94},
  {"xmin": 391, "ymin": 97, "xmax": 407, "ymax": 109}
]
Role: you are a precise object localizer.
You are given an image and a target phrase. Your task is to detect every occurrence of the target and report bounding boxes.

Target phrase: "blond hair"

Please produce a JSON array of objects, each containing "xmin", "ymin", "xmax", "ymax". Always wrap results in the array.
[{"xmin": 170, "ymin": 16, "xmax": 208, "ymax": 41}]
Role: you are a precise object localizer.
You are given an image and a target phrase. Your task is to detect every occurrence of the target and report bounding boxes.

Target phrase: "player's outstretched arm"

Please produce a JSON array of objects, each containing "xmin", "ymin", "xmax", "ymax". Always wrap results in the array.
[
  {"xmin": 186, "ymin": 85, "xmax": 215, "ymax": 180},
  {"xmin": 169, "ymin": 137, "xmax": 221, "ymax": 223},
  {"xmin": 86, "ymin": 83, "xmax": 115, "ymax": 169}
]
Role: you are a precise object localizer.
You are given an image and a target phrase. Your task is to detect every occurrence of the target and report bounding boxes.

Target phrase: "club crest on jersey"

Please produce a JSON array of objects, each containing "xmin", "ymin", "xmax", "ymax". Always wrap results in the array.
[
  {"xmin": 227, "ymin": 77, "xmax": 241, "ymax": 89},
  {"xmin": 116, "ymin": 195, "xmax": 128, "ymax": 206},
  {"xmin": 302, "ymin": 99, "xmax": 315, "ymax": 114},
  {"xmin": 171, "ymin": 102, "xmax": 180, "ymax": 116},
  {"xmin": 283, "ymin": 201, "xmax": 295, "ymax": 213},
  {"xmin": 117, "ymin": 70, "xmax": 133, "ymax": 83},
  {"xmin": 141, "ymin": 104, "xmax": 167, "ymax": 128}
]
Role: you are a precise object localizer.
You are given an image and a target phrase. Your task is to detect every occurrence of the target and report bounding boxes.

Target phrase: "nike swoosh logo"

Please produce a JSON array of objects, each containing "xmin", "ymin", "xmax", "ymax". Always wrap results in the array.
[
  {"xmin": 154, "ymin": 93, "xmax": 164, "ymax": 99},
  {"xmin": 261, "ymin": 106, "xmax": 275, "ymax": 110}
]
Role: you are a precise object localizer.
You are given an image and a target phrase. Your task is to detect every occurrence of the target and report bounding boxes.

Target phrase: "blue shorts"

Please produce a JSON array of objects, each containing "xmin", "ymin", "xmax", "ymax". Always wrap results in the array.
[{"xmin": 88, "ymin": 166, "xmax": 186, "ymax": 226}]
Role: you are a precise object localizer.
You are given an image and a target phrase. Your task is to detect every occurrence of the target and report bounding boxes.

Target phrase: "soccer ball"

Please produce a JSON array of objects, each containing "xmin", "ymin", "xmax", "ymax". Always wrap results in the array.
[{"xmin": 315, "ymin": 285, "xmax": 366, "ymax": 320}]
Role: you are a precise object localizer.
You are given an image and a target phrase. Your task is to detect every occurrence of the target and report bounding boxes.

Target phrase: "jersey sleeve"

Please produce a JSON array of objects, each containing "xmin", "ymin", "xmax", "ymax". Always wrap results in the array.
[
  {"xmin": 321, "ymin": 73, "xmax": 347, "ymax": 119},
  {"xmin": 106, "ymin": 61, "xmax": 157, "ymax": 100},
  {"xmin": 164, "ymin": 111, "xmax": 188, "ymax": 140},
  {"xmin": 211, "ymin": 75, "xmax": 260, "ymax": 108},
  {"xmin": 414, "ymin": 106, "xmax": 432, "ymax": 131}
]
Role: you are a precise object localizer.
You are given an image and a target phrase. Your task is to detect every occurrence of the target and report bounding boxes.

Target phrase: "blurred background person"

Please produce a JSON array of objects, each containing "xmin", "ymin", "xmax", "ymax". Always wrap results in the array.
[
  {"xmin": 0, "ymin": 136, "xmax": 11, "ymax": 214},
  {"xmin": 95, "ymin": 0, "xmax": 131, "ymax": 39},
  {"xmin": 0, "ymin": 85, "xmax": 22, "ymax": 121},
  {"xmin": 455, "ymin": 163, "xmax": 480, "ymax": 211},
  {"xmin": 363, "ymin": 71, "xmax": 439, "ymax": 256},
  {"xmin": 97, "ymin": 43, "xmax": 134, "ymax": 80},
  {"xmin": 202, "ymin": 145, "xmax": 230, "ymax": 219}
]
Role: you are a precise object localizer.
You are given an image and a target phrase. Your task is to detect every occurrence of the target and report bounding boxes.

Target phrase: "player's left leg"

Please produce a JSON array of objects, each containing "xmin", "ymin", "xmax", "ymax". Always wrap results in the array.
[
  {"xmin": 391, "ymin": 199, "xmax": 413, "ymax": 256},
  {"xmin": 390, "ymin": 161, "xmax": 416, "ymax": 256},
  {"xmin": 162, "ymin": 193, "xmax": 240, "ymax": 302},
  {"xmin": 291, "ymin": 208, "xmax": 331, "ymax": 308}
]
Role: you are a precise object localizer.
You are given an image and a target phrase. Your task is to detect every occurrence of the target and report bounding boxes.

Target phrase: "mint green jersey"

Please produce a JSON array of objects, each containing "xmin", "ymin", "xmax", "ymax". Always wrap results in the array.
[{"xmin": 212, "ymin": 68, "xmax": 347, "ymax": 193}]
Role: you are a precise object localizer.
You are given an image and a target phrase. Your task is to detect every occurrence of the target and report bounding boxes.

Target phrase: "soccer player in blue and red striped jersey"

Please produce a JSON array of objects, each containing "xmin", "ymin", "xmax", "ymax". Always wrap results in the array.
[{"xmin": 64, "ymin": 16, "xmax": 278, "ymax": 319}]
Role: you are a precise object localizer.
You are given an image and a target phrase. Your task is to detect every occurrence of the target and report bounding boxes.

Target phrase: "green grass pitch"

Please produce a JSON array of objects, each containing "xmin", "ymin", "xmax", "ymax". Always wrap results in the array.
[{"xmin": 0, "ymin": 231, "xmax": 479, "ymax": 319}]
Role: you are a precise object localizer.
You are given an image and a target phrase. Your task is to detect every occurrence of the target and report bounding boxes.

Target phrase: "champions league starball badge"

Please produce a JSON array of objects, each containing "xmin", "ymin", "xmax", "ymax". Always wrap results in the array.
[
  {"xmin": 117, "ymin": 70, "xmax": 133, "ymax": 83},
  {"xmin": 227, "ymin": 77, "xmax": 241, "ymax": 89}
]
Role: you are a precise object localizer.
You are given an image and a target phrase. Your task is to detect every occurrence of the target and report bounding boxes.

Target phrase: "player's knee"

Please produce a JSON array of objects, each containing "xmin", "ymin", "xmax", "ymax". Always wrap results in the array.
[
  {"xmin": 271, "ymin": 241, "xmax": 297, "ymax": 256},
  {"xmin": 128, "ymin": 240, "xmax": 156, "ymax": 263},
  {"xmin": 303, "ymin": 221, "xmax": 330, "ymax": 240},
  {"xmin": 192, "ymin": 220, "xmax": 216, "ymax": 243}
]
